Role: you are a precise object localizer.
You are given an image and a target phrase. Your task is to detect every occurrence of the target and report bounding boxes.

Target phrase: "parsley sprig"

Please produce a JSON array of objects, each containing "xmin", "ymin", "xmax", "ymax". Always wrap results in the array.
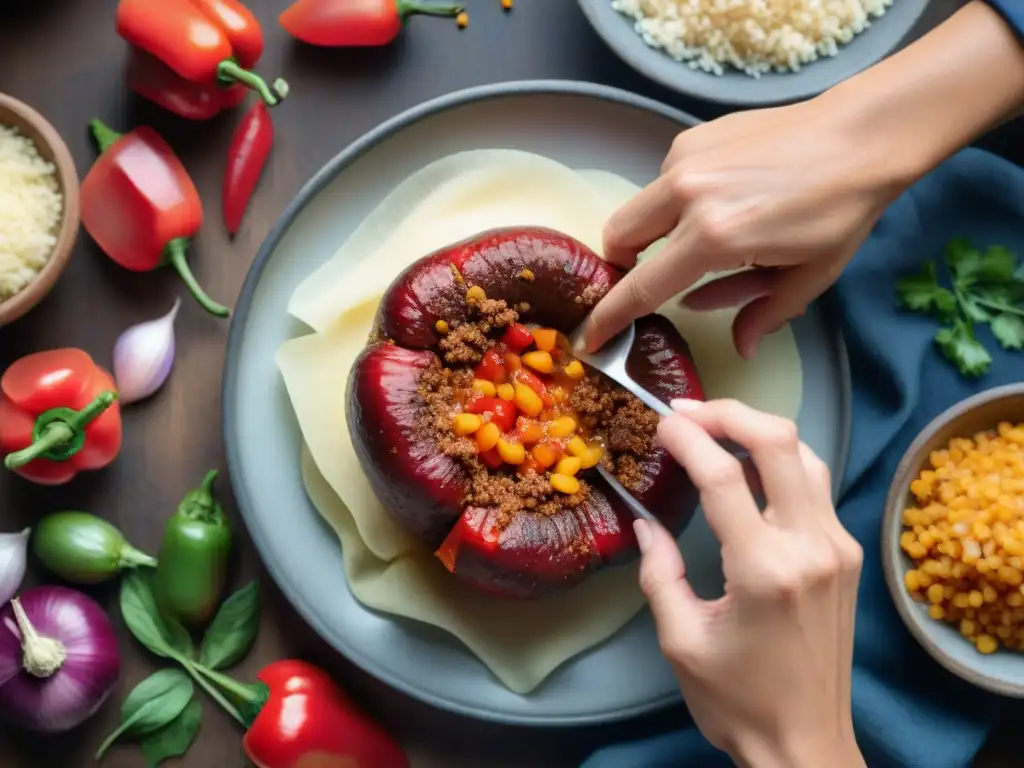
[{"xmin": 896, "ymin": 239, "xmax": 1024, "ymax": 377}]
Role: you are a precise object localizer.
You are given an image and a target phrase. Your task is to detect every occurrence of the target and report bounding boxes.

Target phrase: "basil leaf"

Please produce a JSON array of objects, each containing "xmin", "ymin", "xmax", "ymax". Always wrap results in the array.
[
  {"xmin": 94, "ymin": 670, "xmax": 194, "ymax": 759},
  {"xmin": 140, "ymin": 699, "xmax": 202, "ymax": 767},
  {"xmin": 199, "ymin": 581, "xmax": 260, "ymax": 670},
  {"xmin": 121, "ymin": 571, "xmax": 193, "ymax": 660}
]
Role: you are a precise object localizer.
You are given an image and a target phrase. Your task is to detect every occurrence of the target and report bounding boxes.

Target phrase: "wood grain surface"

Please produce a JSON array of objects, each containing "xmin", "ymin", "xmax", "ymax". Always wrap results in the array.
[{"xmin": 0, "ymin": 0, "xmax": 1020, "ymax": 766}]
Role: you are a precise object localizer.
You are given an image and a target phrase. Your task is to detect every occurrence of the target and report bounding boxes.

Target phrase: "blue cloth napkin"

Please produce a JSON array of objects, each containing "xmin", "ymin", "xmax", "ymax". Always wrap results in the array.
[{"xmin": 583, "ymin": 147, "xmax": 1024, "ymax": 768}]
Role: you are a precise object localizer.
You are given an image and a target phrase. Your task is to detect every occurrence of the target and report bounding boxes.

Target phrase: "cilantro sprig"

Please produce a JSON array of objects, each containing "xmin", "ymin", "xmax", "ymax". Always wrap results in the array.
[{"xmin": 896, "ymin": 239, "xmax": 1024, "ymax": 378}]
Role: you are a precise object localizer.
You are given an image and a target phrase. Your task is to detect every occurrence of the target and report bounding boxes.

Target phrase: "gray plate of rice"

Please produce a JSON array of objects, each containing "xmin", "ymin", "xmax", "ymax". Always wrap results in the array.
[{"xmin": 577, "ymin": 0, "xmax": 931, "ymax": 106}]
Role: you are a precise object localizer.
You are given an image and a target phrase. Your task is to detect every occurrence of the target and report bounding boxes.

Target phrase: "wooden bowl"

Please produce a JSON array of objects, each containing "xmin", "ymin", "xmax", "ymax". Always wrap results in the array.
[
  {"xmin": 0, "ymin": 93, "xmax": 80, "ymax": 327},
  {"xmin": 882, "ymin": 383, "xmax": 1024, "ymax": 697}
]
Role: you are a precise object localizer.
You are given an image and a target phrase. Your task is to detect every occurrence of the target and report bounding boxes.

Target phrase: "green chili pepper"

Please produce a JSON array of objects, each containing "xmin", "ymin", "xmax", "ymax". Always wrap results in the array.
[
  {"xmin": 153, "ymin": 469, "xmax": 232, "ymax": 628},
  {"xmin": 33, "ymin": 511, "xmax": 157, "ymax": 584}
]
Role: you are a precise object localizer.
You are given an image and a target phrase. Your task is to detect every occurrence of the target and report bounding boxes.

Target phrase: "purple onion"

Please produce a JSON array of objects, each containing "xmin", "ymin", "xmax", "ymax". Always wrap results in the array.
[
  {"xmin": 112, "ymin": 299, "xmax": 180, "ymax": 405},
  {"xmin": 0, "ymin": 586, "xmax": 120, "ymax": 732}
]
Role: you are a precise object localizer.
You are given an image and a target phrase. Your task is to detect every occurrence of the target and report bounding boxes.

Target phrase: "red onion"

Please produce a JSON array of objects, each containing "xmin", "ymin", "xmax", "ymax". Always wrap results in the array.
[{"xmin": 0, "ymin": 586, "xmax": 120, "ymax": 732}]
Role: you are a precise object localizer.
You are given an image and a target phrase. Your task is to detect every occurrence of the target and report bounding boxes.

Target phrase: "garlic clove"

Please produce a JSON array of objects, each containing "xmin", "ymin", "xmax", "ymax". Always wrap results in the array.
[
  {"xmin": 0, "ymin": 529, "xmax": 30, "ymax": 605},
  {"xmin": 112, "ymin": 298, "xmax": 180, "ymax": 405}
]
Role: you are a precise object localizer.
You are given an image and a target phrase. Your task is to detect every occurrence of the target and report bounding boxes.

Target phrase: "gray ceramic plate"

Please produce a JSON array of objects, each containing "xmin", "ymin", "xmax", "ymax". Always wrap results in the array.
[
  {"xmin": 223, "ymin": 81, "xmax": 852, "ymax": 726},
  {"xmin": 576, "ymin": 0, "xmax": 930, "ymax": 106}
]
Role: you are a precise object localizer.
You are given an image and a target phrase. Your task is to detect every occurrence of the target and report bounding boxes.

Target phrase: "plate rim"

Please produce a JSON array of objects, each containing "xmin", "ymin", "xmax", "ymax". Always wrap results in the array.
[
  {"xmin": 575, "ymin": 0, "xmax": 931, "ymax": 107},
  {"xmin": 222, "ymin": 80, "xmax": 850, "ymax": 727}
]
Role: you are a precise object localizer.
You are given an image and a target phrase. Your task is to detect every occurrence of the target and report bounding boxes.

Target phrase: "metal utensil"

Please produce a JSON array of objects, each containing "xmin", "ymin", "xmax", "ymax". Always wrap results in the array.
[
  {"xmin": 567, "ymin": 322, "xmax": 672, "ymax": 417},
  {"xmin": 595, "ymin": 464, "xmax": 657, "ymax": 521}
]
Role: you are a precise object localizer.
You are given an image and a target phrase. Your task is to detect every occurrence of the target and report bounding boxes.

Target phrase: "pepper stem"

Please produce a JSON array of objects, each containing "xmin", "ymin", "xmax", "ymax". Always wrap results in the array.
[
  {"xmin": 217, "ymin": 60, "xmax": 287, "ymax": 109},
  {"xmin": 117, "ymin": 545, "xmax": 158, "ymax": 570},
  {"xmin": 164, "ymin": 238, "xmax": 230, "ymax": 318},
  {"xmin": 396, "ymin": 0, "xmax": 465, "ymax": 18},
  {"xmin": 4, "ymin": 392, "xmax": 118, "ymax": 469},
  {"xmin": 89, "ymin": 118, "xmax": 123, "ymax": 154},
  {"xmin": 10, "ymin": 598, "xmax": 66, "ymax": 679}
]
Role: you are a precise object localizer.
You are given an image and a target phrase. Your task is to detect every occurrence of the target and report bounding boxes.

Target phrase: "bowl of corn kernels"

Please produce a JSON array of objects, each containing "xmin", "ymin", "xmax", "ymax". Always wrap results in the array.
[{"xmin": 883, "ymin": 383, "xmax": 1024, "ymax": 696}]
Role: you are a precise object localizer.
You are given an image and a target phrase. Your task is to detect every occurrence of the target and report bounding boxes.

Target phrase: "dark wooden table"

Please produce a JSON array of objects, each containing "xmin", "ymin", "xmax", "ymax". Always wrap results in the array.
[{"xmin": 1, "ymin": 0, "xmax": 1021, "ymax": 766}]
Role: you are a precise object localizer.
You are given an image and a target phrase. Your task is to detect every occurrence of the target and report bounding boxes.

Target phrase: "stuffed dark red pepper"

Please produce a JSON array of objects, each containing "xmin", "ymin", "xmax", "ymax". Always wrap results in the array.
[
  {"xmin": 347, "ymin": 227, "xmax": 705, "ymax": 599},
  {"xmin": 0, "ymin": 349, "xmax": 122, "ymax": 485},
  {"xmin": 117, "ymin": 0, "xmax": 288, "ymax": 119}
]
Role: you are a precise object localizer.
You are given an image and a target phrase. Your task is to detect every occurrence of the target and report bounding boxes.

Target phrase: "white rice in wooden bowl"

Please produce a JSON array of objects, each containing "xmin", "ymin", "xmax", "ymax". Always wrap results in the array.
[
  {"xmin": 0, "ymin": 125, "xmax": 63, "ymax": 304},
  {"xmin": 612, "ymin": 0, "xmax": 894, "ymax": 77}
]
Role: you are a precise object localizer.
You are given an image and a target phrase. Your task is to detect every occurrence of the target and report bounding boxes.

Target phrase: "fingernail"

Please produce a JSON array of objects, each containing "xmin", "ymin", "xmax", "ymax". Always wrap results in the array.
[
  {"xmin": 670, "ymin": 398, "xmax": 702, "ymax": 412},
  {"xmin": 633, "ymin": 519, "xmax": 652, "ymax": 552}
]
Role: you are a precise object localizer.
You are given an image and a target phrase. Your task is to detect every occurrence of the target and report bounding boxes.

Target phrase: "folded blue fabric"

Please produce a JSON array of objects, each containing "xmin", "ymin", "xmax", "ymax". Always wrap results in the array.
[{"xmin": 583, "ymin": 147, "xmax": 1024, "ymax": 768}]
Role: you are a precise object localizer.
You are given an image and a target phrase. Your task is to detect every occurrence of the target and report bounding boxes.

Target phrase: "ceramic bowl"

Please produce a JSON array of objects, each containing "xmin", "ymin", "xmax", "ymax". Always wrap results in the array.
[
  {"xmin": 575, "ymin": 0, "xmax": 931, "ymax": 106},
  {"xmin": 0, "ymin": 92, "xmax": 80, "ymax": 328},
  {"xmin": 882, "ymin": 383, "xmax": 1024, "ymax": 697}
]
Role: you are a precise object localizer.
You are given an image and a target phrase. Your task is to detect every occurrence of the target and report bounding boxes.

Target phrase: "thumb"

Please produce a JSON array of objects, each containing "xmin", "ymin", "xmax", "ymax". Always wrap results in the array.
[
  {"xmin": 636, "ymin": 519, "xmax": 703, "ymax": 656},
  {"xmin": 732, "ymin": 263, "xmax": 836, "ymax": 360}
]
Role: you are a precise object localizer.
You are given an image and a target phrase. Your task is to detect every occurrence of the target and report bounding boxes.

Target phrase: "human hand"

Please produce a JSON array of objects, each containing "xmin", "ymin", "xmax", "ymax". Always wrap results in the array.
[
  {"xmin": 638, "ymin": 398, "xmax": 865, "ymax": 768},
  {"xmin": 584, "ymin": 100, "xmax": 909, "ymax": 359}
]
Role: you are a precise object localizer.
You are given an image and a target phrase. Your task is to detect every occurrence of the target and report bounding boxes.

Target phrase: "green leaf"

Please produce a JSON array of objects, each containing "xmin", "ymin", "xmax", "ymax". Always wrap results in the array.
[
  {"xmin": 945, "ymin": 238, "xmax": 979, "ymax": 279},
  {"xmin": 896, "ymin": 263, "xmax": 955, "ymax": 315},
  {"xmin": 199, "ymin": 581, "xmax": 260, "ymax": 670},
  {"xmin": 935, "ymin": 322, "xmax": 992, "ymax": 378},
  {"xmin": 120, "ymin": 571, "xmax": 193, "ymax": 661},
  {"xmin": 94, "ymin": 670, "xmax": 194, "ymax": 759},
  {"xmin": 976, "ymin": 245, "xmax": 1019, "ymax": 282},
  {"xmin": 960, "ymin": 295, "xmax": 992, "ymax": 323},
  {"xmin": 991, "ymin": 313, "xmax": 1024, "ymax": 350},
  {"xmin": 140, "ymin": 700, "xmax": 202, "ymax": 767}
]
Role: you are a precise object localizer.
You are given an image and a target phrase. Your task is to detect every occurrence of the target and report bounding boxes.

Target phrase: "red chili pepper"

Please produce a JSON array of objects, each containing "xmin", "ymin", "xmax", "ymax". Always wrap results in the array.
[
  {"xmin": 126, "ymin": 48, "xmax": 247, "ymax": 121},
  {"xmin": 80, "ymin": 119, "xmax": 230, "ymax": 317},
  {"xmin": 280, "ymin": 0, "xmax": 465, "ymax": 47},
  {"xmin": 223, "ymin": 102, "xmax": 273, "ymax": 236},
  {"xmin": 501, "ymin": 322, "xmax": 533, "ymax": 351},
  {"xmin": 0, "ymin": 349, "xmax": 122, "ymax": 486},
  {"xmin": 116, "ymin": 0, "xmax": 287, "ymax": 116},
  {"xmin": 473, "ymin": 347, "xmax": 506, "ymax": 383}
]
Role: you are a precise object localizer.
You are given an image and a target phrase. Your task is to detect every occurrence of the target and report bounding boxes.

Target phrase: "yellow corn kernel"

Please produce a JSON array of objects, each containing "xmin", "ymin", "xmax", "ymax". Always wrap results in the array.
[
  {"xmin": 435, "ymin": 319, "xmax": 449, "ymax": 334},
  {"xmin": 548, "ymin": 416, "xmax": 577, "ymax": 438},
  {"xmin": 961, "ymin": 619, "xmax": 977, "ymax": 637},
  {"xmin": 968, "ymin": 590, "xmax": 985, "ymax": 608},
  {"xmin": 905, "ymin": 570, "xmax": 922, "ymax": 592},
  {"xmin": 456, "ymin": 10, "xmax": 469, "ymax": 28},
  {"xmin": 453, "ymin": 413, "xmax": 482, "ymax": 436},
  {"xmin": 472, "ymin": 379, "xmax": 497, "ymax": 397},
  {"xmin": 550, "ymin": 473, "xmax": 580, "ymax": 495},
  {"xmin": 496, "ymin": 383, "xmax": 515, "ymax": 401},
  {"xmin": 555, "ymin": 456, "xmax": 582, "ymax": 476},
  {"xmin": 519, "ymin": 268, "xmax": 534, "ymax": 281},
  {"xmin": 580, "ymin": 446, "xmax": 603, "ymax": 469},
  {"xmin": 976, "ymin": 634, "xmax": 998, "ymax": 654},
  {"xmin": 522, "ymin": 350, "xmax": 554, "ymax": 374},
  {"xmin": 567, "ymin": 436, "xmax": 588, "ymax": 457},
  {"xmin": 466, "ymin": 285, "xmax": 486, "ymax": 302},
  {"xmin": 514, "ymin": 382, "xmax": 543, "ymax": 417},
  {"xmin": 476, "ymin": 422, "xmax": 500, "ymax": 452},
  {"xmin": 929, "ymin": 605, "xmax": 946, "ymax": 620},
  {"xmin": 564, "ymin": 360, "xmax": 585, "ymax": 380},
  {"xmin": 497, "ymin": 438, "xmax": 526, "ymax": 465},
  {"xmin": 927, "ymin": 584, "xmax": 945, "ymax": 605}
]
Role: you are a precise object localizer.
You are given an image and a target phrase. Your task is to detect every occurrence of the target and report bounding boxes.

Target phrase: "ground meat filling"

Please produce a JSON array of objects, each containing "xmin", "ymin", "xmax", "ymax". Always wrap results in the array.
[{"xmin": 417, "ymin": 288, "xmax": 660, "ymax": 523}]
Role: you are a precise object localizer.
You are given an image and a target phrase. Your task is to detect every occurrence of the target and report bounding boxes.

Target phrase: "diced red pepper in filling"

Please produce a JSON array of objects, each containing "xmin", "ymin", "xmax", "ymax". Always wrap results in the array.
[
  {"xmin": 479, "ymin": 448, "xmax": 503, "ymax": 469},
  {"xmin": 467, "ymin": 396, "xmax": 516, "ymax": 433},
  {"xmin": 474, "ymin": 348, "xmax": 505, "ymax": 383},
  {"xmin": 501, "ymin": 322, "xmax": 534, "ymax": 351}
]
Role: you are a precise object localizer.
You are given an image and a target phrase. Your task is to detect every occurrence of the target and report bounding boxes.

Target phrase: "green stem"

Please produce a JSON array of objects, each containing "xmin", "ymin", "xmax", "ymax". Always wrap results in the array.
[
  {"xmin": 89, "ymin": 118, "xmax": 123, "ymax": 154},
  {"xmin": 191, "ymin": 663, "xmax": 261, "ymax": 705},
  {"xmin": 396, "ymin": 0, "xmax": 465, "ymax": 18},
  {"xmin": 183, "ymin": 661, "xmax": 246, "ymax": 727},
  {"xmin": 4, "ymin": 392, "xmax": 117, "ymax": 469},
  {"xmin": 117, "ymin": 545, "xmax": 158, "ymax": 570},
  {"xmin": 973, "ymin": 296, "xmax": 1024, "ymax": 317},
  {"xmin": 216, "ymin": 60, "xmax": 284, "ymax": 108},
  {"xmin": 164, "ymin": 238, "xmax": 230, "ymax": 318}
]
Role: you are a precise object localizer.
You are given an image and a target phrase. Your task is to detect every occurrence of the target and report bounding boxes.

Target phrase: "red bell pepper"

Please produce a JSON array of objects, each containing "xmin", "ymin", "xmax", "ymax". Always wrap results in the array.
[
  {"xmin": 127, "ymin": 48, "xmax": 247, "ymax": 121},
  {"xmin": 0, "ymin": 349, "xmax": 122, "ymax": 486},
  {"xmin": 280, "ymin": 0, "xmax": 465, "ymax": 47},
  {"xmin": 501, "ymin": 323, "xmax": 533, "ymax": 351},
  {"xmin": 81, "ymin": 119, "xmax": 230, "ymax": 318},
  {"xmin": 116, "ymin": 0, "xmax": 288, "ymax": 118},
  {"xmin": 466, "ymin": 396, "xmax": 516, "ymax": 432},
  {"xmin": 223, "ymin": 102, "xmax": 274, "ymax": 236},
  {"xmin": 473, "ymin": 347, "xmax": 505, "ymax": 383},
  {"xmin": 195, "ymin": 660, "xmax": 408, "ymax": 768}
]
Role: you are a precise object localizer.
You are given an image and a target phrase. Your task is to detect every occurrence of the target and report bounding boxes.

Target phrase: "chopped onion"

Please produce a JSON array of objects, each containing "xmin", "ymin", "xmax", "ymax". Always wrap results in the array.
[
  {"xmin": 112, "ymin": 299, "xmax": 180, "ymax": 405},
  {"xmin": 0, "ymin": 529, "xmax": 29, "ymax": 605},
  {"xmin": 0, "ymin": 586, "xmax": 120, "ymax": 732}
]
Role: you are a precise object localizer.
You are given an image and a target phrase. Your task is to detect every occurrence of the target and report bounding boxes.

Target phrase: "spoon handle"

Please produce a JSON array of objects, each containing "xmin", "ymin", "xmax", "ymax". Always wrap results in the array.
[{"xmin": 595, "ymin": 464, "xmax": 657, "ymax": 521}]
